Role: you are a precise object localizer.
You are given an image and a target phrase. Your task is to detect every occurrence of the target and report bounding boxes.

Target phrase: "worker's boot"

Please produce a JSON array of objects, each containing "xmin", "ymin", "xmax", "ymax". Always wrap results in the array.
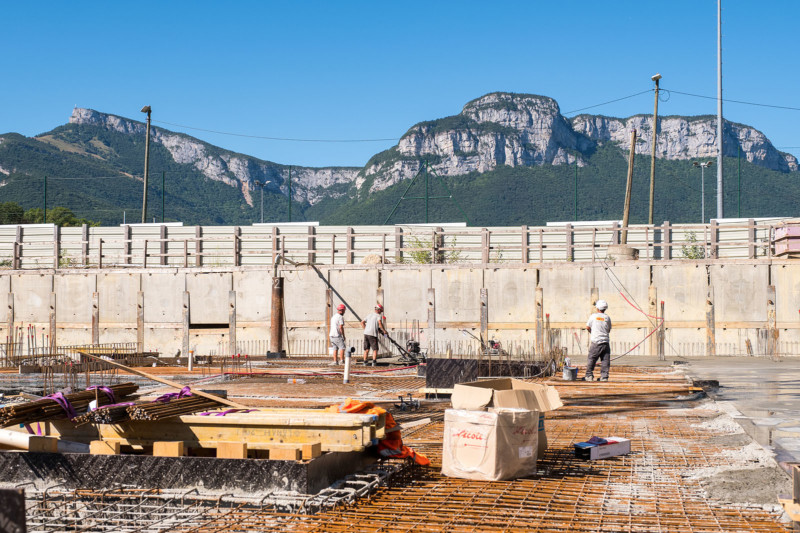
[{"xmin": 582, "ymin": 375, "xmax": 593, "ymax": 381}]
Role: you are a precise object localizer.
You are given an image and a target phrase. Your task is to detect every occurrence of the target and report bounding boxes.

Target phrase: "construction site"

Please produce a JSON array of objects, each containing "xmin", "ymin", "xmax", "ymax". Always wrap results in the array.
[{"xmin": 1, "ymin": 220, "xmax": 800, "ymax": 532}]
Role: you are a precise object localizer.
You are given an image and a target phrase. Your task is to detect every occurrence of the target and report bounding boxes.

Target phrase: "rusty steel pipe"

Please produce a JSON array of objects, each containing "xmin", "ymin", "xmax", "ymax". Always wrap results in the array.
[{"xmin": 270, "ymin": 276, "xmax": 284, "ymax": 354}]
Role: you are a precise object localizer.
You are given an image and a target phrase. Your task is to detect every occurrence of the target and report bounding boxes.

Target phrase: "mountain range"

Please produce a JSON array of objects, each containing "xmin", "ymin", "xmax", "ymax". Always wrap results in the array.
[{"xmin": 0, "ymin": 92, "xmax": 797, "ymax": 226}]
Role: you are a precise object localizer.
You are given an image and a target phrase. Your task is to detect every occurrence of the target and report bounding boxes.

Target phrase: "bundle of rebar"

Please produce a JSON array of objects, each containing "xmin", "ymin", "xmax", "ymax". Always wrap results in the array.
[
  {"xmin": 126, "ymin": 395, "xmax": 223, "ymax": 421},
  {"xmin": 0, "ymin": 382, "xmax": 139, "ymax": 427},
  {"xmin": 72, "ymin": 402, "xmax": 139, "ymax": 425}
]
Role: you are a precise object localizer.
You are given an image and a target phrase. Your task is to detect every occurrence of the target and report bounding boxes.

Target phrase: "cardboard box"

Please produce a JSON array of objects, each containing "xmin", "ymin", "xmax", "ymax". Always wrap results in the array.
[
  {"xmin": 574, "ymin": 437, "xmax": 631, "ymax": 460},
  {"xmin": 442, "ymin": 408, "xmax": 539, "ymax": 481},
  {"xmin": 451, "ymin": 378, "xmax": 562, "ymax": 460}
]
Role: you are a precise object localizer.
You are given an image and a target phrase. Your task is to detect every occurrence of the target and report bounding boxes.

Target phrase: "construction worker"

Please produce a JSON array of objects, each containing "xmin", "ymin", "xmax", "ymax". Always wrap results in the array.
[
  {"xmin": 583, "ymin": 299, "xmax": 612, "ymax": 381},
  {"xmin": 360, "ymin": 304, "xmax": 388, "ymax": 366},
  {"xmin": 329, "ymin": 304, "xmax": 347, "ymax": 365}
]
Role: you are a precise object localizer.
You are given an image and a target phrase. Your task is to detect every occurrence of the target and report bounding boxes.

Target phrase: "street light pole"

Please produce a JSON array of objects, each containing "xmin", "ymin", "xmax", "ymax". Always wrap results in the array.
[
  {"xmin": 649, "ymin": 73, "xmax": 661, "ymax": 226},
  {"xmin": 140, "ymin": 106, "xmax": 152, "ymax": 224},
  {"xmin": 694, "ymin": 161, "xmax": 713, "ymax": 223}
]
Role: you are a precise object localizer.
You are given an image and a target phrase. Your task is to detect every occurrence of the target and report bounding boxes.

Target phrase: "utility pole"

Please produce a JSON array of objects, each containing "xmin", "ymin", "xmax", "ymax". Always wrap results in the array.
[
  {"xmin": 716, "ymin": 0, "xmax": 724, "ymax": 219},
  {"xmin": 43, "ymin": 175, "xmax": 47, "ymax": 224},
  {"xmin": 260, "ymin": 183, "xmax": 264, "ymax": 224},
  {"xmin": 621, "ymin": 129, "xmax": 637, "ymax": 245},
  {"xmin": 649, "ymin": 73, "xmax": 661, "ymax": 225},
  {"xmin": 140, "ymin": 105, "xmax": 152, "ymax": 224}
]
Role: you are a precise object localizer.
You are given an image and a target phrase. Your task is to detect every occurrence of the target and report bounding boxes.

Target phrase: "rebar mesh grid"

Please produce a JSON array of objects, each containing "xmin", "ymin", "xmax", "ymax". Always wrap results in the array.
[{"xmin": 19, "ymin": 367, "xmax": 792, "ymax": 532}]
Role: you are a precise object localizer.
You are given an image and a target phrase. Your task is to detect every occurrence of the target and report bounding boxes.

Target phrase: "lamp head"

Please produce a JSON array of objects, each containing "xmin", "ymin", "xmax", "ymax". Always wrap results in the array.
[
  {"xmin": 651, "ymin": 73, "xmax": 662, "ymax": 82},
  {"xmin": 140, "ymin": 105, "xmax": 151, "ymax": 114}
]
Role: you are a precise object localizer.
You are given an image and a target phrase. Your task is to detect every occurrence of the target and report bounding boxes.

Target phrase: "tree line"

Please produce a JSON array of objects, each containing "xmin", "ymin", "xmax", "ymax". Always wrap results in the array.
[{"xmin": 0, "ymin": 202, "xmax": 98, "ymax": 226}]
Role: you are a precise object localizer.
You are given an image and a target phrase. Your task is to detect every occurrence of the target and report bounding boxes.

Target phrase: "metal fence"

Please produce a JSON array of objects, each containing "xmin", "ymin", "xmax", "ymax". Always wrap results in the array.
[{"xmin": 0, "ymin": 218, "xmax": 789, "ymax": 270}]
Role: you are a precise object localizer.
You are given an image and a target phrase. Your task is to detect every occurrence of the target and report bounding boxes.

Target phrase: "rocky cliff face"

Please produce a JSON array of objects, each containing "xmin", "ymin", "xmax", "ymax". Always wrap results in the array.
[
  {"xmin": 359, "ymin": 92, "xmax": 798, "ymax": 193},
  {"xmin": 67, "ymin": 93, "xmax": 798, "ymax": 205},
  {"xmin": 68, "ymin": 108, "xmax": 359, "ymax": 205},
  {"xmin": 571, "ymin": 114, "xmax": 798, "ymax": 172}
]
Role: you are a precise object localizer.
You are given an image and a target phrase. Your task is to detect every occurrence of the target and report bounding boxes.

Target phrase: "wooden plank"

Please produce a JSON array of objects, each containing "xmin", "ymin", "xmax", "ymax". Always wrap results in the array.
[
  {"xmin": 662, "ymin": 221, "xmax": 671, "ymax": 260},
  {"xmin": 346, "ymin": 227, "xmax": 353, "ymax": 264},
  {"xmin": 90, "ymin": 440, "xmax": 121, "ymax": 455},
  {"xmin": 748, "ymin": 218, "xmax": 756, "ymax": 259},
  {"xmin": 81, "ymin": 224, "xmax": 89, "ymax": 266},
  {"xmin": 49, "ymin": 293, "xmax": 56, "ymax": 349},
  {"xmin": 307, "ymin": 226, "xmax": 316, "ymax": 264},
  {"xmin": 53, "ymin": 225, "xmax": 60, "ymax": 268},
  {"xmin": 153, "ymin": 441, "xmax": 186, "ymax": 457},
  {"xmin": 195, "ymin": 226, "xmax": 203, "ymax": 267},
  {"xmin": 160, "ymin": 225, "xmax": 168, "ymax": 266},
  {"xmin": 75, "ymin": 350, "xmax": 248, "ymax": 408},
  {"xmin": 233, "ymin": 226, "xmax": 241, "ymax": 267},
  {"xmin": 182, "ymin": 291, "xmax": 190, "ymax": 358},
  {"xmin": 217, "ymin": 441, "xmax": 247, "ymax": 459},
  {"xmin": 481, "ymin": 228, "xmax": 490, "ymax": 264},
  {"xmin": 269, "ymin": 446, "xmax": 302, "ymax": 461},
  {"xmin": 394, "ymin": 226, "xmax": 403, "ymax": 264},
  {"xmin": 301, "ymin": 442, "xmax": 322, "ymax": 460},
  {"xmin": 565, "ymin": 223, "xmax": 574, "ymax": 261},
  {"xmin": 28, "ymin": 436, "xmax": 58, "ymax": 453},
  {"xmin": 521, "ymin": 225, "xmax": 528, "ymax": 264},
  {"xmin": 480, "ymin": 289, "xmax": 488, "ymax": 343}
]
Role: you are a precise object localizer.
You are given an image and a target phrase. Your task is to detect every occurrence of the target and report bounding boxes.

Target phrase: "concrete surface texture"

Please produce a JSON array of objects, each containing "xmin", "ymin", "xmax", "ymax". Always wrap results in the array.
[
  {"xmin": 678, "ymin": 356, "xmax": 800, "ymax": 469},
  {"xmin": 1, "ymin": 259, "xmax": 799, "ymax": 358}
]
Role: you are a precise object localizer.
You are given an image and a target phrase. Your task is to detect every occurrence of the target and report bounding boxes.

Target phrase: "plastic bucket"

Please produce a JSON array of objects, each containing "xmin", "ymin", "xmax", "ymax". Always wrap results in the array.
[{"xmin": 562, "ymin": 367, "xmax": 578, "ymax": 381}]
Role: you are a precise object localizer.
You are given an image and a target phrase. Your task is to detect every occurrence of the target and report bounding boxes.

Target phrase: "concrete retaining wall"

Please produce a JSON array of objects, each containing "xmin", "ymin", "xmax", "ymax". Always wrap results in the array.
[{"xmin": 1, "ymin": 259, "xmax": 798, "ymax": 358}]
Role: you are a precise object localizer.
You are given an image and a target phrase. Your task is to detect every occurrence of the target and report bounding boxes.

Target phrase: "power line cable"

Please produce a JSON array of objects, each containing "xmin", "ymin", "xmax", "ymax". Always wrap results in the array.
[
  {"xmin": 152, "ymin": 120, "xmax": 400, "ymax": 143},
  {"xmin": 562, "ymin": 90, "xmax": 653, "ymax": 115},
  {"xmin": 665, "ymin": 88, "xmax": 800, "ymax": 112}
]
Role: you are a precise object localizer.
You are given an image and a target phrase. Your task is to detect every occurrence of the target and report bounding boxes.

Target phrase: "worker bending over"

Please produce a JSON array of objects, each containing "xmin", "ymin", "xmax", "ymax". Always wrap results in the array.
[
  {"xmin": 584, "ymin": 299, "xmax": 612, "ymax": 382},
  {"xmin": 361, "ymin": 304, "xmax": 388, "ymax": 366}
]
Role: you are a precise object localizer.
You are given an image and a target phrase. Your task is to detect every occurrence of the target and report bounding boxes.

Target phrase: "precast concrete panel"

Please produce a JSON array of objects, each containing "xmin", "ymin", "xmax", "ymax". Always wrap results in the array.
[
  {"xmin": 538, "ymin": 266, "xmax": 594, "ymax": 324},
  {"xmin": 144, "ymin": 328, "xmax": 182, "ymax": 355},
  {"xmin": 233, "ymin": 271, "xmax": 270, "ymax": 323},
  {"xmin": 0, "ymin": 274, "xmax": 9, "ymax": 326},
  {"xmin": 432, "ymin": 268, "xmax": 482, "ymax": 323},
  {"xmin": 595, "ymin": 265, "xmax": 651, "ymax": 323},
  {"xmin": 282, "ymin": 267, "xmax": 327, "ymax": 323},
  {"xmin": 383, "ymin": 269, "xmax": 430, "ymax": 321},
  {"xmin": 142, "ymin": 273, "xmax": 184, "ymax": 323},
  {"xmin": 772, "ymin": 264, "xmax": 800, "ymax": 324},
  {"xmin": 484, "ymin": 268, "xmax": 537, "ymax": 323},
  {"xmin": 710, "ymin": 264, "xmax": 769, "ymax": 324},
  {"xmin": 100, "ymin": 327, "xmax": 137, "ymax": 345},
  {"xmin": 98, "ymin": 273, "xmax": 139, "ymax": 324},
  {"xmin": 187, "ymin": 272, "xmax": 232, "ymax": 324},
  {"xmin": 11, "ymin": 273, "xmax": 53, "ymax": 323},
  {"xmin": 54, "ymin": 274, "xmax": 94, "ymax": 324},
  {"xmin": 652, "ymin": 264, "xmax": 707, "ymax": 322},
  {"xmin": 329, "ymin": 269, "xmax": 379, "ymax": 319}
]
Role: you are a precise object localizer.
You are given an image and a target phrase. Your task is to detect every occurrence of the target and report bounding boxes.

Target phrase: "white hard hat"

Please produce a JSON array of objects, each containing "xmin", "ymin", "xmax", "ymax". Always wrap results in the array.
[{"xmin": 595, "ymin": 299, "xmax": 608, "ymax": 311}]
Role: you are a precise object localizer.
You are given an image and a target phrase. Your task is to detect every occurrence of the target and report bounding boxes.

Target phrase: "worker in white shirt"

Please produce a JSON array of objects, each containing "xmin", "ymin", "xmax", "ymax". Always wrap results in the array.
[
  {"xmin": 360, "ymin": 304, "xmax": 387, "ymax": 366},
  {"xmin": 584, "ymin": 299, "xmax": 612, "ymax": 381},
  {"xmin": 329, "ymin": 304, "xmax": 346, "ymax": 365}
]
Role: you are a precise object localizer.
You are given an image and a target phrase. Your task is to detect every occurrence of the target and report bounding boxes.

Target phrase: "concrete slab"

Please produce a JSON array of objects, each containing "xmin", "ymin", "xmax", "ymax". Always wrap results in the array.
[
  {"xmin": 652, "ymin": 263, "xmax": 707, "ymax": 322},
  {"xmin": 484, "ymin": 268, "xmax": 537, "ymax": 323},
  {"xmin": 233, "ymin": 271, "xmax": 270, "ymax": 323},
  {"xmin": 98, "ymin": 272, "xmax": 139, "ymax": 324},
  {"xmin": 283, "ymin": 267, "xmax": 327, "ymax": 324},
  {"xmin": 679, "ymin": 356, "xmax": 800, "ymax": 467},
  {"xmin": 710, "ymin": 264, "xmax": 769, "ymax": 324},
  {"xmin": 431, "ymin": 268, "xmax": 482, "ymax": 323},
  {"xmin": 142, "ymin": 272, "xmax": 184, "ymax": 323},
  {"xmin": 538, "ymin": 266, "xmax": 593, "ymax": 323},
  {"xmin": 11, "ymin": 273, "xmax": 52, "ymax": 323},
  {"xmin": 383, "ymin": 269, "xmax": 430, "ymax": 321},
  {"xmin": 187, "ymin": 272, "xmax": 232, "ymax": 324},
  {"xmin": 54, "ymin": 273, "xmax": 94, "ymax": 324}
]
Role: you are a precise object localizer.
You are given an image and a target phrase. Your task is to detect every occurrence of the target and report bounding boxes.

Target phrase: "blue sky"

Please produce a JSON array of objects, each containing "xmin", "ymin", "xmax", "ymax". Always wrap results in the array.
[{"xmin": 3, "ymin": 1, "xmax": 799, "ymax": 168}]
